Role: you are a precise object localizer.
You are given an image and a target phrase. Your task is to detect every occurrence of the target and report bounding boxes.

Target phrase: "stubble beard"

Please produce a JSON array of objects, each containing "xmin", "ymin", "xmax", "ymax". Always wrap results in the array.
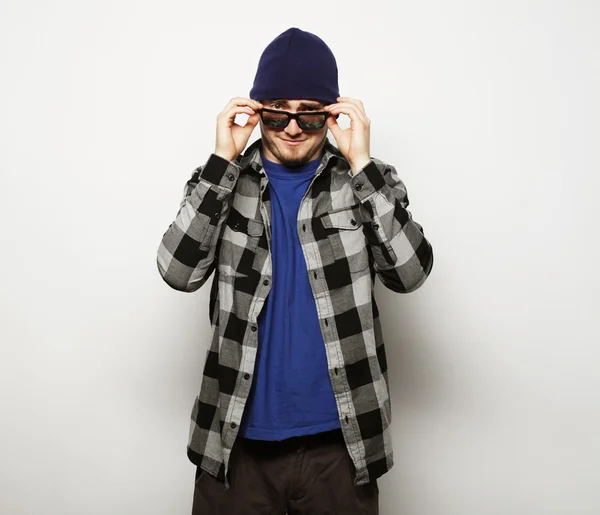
[{"xmin": 261, "ymin": 130, "xmax": 326, "ymax": 168}]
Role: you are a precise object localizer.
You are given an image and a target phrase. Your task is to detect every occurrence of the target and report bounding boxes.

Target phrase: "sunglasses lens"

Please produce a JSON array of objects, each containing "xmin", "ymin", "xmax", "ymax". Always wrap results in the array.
[
  {"xmin": 261, "ymin": 111, "xmax": 289, "ymax": 128},
  {"xmin": 298, "ymin": 114, "xmax": 326, "ymax": 130},
  {"xmin": 261, "ymin": 110, "xmax": 327, "ymax": 130}
]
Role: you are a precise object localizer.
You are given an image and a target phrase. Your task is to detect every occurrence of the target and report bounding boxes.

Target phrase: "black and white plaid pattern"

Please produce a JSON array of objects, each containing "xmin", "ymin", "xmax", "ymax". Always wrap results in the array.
[{"xmin": 157, "ymin": 138, "xmax": 434, "ymax": 489}]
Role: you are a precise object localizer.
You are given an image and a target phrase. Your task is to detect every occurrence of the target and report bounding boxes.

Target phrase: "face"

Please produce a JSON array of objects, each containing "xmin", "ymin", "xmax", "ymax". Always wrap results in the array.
[{"xmin": 258, "ymin": 99, "xmax": 329, "ymax": 167}]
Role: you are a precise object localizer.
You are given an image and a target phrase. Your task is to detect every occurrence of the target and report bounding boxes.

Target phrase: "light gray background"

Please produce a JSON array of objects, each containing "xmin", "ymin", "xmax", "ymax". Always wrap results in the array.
[{"xmin": 1, "ymin": 1, "xmax": 599, "ymax": 514}]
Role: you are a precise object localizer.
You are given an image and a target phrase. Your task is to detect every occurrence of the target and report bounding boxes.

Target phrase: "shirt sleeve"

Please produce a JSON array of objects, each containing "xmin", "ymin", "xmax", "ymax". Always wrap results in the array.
[
  {"xmin": 156, "ymin": 153, "xmax": 241, "ymax": 292},
  {"xmin": 349, "ymin": 159, "xmax": 434, "ymax": 293}
]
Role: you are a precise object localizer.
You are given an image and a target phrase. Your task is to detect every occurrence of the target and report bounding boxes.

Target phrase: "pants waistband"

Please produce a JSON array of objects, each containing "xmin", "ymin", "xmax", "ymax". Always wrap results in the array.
[{"xmin": 238, "ymin": 428, "xmax": 344, "ymax": 453}]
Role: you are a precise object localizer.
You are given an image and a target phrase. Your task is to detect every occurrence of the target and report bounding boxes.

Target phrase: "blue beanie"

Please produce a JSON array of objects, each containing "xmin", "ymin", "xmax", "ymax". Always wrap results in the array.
[{"xmin": 249, "ymin": 27, "xmax": 339, "ymax": 106}]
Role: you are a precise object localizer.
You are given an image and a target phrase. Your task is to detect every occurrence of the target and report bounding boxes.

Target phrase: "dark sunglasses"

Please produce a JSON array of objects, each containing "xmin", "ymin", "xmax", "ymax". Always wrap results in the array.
[{"xmin": 257, "ymin": 108, "xmax": 339, "ymax": 131}]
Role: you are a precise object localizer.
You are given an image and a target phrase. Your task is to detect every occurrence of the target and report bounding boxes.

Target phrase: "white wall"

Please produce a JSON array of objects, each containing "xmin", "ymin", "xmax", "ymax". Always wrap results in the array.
[{"xmin": 1, "ymin": 1, "xmax": 599, "ymax": 514}]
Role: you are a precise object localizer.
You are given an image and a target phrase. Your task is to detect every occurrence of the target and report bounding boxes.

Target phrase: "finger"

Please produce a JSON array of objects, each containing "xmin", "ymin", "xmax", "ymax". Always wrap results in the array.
[
  {"xmin": 326, "ymin": 103, "xmax": 368, "ymax": 126},
  {"xmin": 227, "ymin": 96, "xmax": 262, "ymax": 107},
  {"xmin": 326, "ymin": 114, "xmax": 345, "ymax": 140},
  {"xmin": 226, "ymin": 97, "xmax": 263, "ymax": 110},
  {"xmin": 237, "ymin": 112, "xmax": 260, "ymax": 134},
  {"xmin": 336, "ymin": 97, "xmax": 367, "ymax": 118},
  {"xmin": 219, "ymin": 106, "xmax": 256, "ymax": 121},
  {"xmin": 244, "ymin": 112, "xmax": 261, "ymax": 126},
  {"xmin": 340, "ymin": 103, "xmax": 369, "ymax": 126},
  {"xmin": 325, "ymin": 102, "xmax": 364, "ymax": 120}
]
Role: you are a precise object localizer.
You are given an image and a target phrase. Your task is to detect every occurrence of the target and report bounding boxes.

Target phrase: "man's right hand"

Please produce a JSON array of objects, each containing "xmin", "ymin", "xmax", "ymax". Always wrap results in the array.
[{"xmin": 214, "ymin": 97, "xmax": 263, "ymax": 162}]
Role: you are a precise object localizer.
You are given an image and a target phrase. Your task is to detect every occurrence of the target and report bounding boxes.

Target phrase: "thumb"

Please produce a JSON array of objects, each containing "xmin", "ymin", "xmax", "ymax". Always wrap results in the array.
[
  {"xmin": 242, "ymin": 113, "xmax": 260, "ymax": 136},
  {"xmin": 326, "ymin": 115, "xmax": 342, "ymax": 139}
]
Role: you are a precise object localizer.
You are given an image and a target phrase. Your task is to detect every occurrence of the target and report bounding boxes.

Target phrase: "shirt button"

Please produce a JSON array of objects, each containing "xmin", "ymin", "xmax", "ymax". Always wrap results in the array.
[
  {"xmin": 230, "ymin": 422, "xmax": 237, "ymax": 428},
  {"xmin": 373, "ymin": 223, "xmax": 379, "ymax": 230},
  {"xmin": 350, "ymin": 219, "xmax": 357, "ymax": 226},
  {"xmin": 356, "ymin": 184, "xmax": 362, "ymax": 191},
  {"xmin": 251, "ymin": 326, "xmax": 257, "ymax": 332},
  {"xmin": 263, "ymin": 279, "xmax": 269, "ymax": 286},
  {"xmin": 244, "ymin": 373, "xmax": 250, "ymax": 380},
  {"xmin": 227, "ymin": 173, "xmax": 235, "ymax": 181}
]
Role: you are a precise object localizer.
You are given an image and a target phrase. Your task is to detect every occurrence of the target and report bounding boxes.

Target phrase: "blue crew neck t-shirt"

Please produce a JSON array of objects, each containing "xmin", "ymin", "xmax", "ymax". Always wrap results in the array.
[{"xmin": 238, "ymin": 151, "xmax": 341, "ymax": 440}]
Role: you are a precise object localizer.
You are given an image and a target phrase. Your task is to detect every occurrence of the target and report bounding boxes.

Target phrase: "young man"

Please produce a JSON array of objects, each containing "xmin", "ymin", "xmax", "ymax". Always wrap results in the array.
[{"xmin": 157, "ymin": 27, "xmax": 434, "ymax": 515}]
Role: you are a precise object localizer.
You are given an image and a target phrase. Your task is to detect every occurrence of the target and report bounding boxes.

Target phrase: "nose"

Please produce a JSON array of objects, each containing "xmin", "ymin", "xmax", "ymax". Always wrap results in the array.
[{"xmin": 284, "ymin": 117, "xmax": 303, "ymax": 136}]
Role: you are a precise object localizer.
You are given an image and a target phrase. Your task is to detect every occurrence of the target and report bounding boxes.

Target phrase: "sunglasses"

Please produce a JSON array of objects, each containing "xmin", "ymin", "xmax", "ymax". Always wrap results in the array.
[{"xmin": 257, "ymin": 108, "xmax": 339, "ymax": 131}]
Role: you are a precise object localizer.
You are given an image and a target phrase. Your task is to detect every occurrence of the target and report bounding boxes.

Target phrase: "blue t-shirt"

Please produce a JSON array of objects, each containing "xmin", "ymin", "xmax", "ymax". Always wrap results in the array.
[{"xmin": 238, "ymin": 151, "xmax": 341, "ymax": 440}]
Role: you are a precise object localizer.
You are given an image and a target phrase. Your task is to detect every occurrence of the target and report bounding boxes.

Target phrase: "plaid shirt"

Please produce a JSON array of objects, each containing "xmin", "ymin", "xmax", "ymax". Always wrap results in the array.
[{"xmin": 157, "ymin": 138, "xmax": 434, "ymax": 489}]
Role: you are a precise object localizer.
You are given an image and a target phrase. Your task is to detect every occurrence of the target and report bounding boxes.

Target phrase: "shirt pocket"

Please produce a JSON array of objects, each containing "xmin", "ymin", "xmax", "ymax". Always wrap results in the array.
[
  {"xmin": 321, "ymin": 204, "xmax": 370, "ymax": 273},
  {"xmin": 220, "ymin": 208, "xmax": 264, "ymax": 276}
]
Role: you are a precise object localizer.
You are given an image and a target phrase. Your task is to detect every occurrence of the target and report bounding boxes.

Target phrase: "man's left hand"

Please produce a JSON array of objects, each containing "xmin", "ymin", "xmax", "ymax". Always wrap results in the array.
[{"xmin": 325, "ymin": 97, "xmax": 371, "ymax": 175}]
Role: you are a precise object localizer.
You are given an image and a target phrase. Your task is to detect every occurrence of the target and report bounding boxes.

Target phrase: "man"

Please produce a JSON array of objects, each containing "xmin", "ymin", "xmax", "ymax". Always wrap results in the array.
[{"xmin": 157, "ymin": 27, "xmax": 434, "ymax": 515}]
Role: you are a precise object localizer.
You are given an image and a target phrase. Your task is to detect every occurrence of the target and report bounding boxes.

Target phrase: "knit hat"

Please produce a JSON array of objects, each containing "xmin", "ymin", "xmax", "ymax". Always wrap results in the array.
[{"xmin": 249, "ymin": 27, "xmax": 339, "ymax": 106}]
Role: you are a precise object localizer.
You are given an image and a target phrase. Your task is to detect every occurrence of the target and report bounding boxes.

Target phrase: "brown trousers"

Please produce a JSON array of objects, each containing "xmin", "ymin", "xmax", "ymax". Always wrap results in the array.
[{"xmin": 191, "ymin": 428, "xmax": 379, "ymax": 515}]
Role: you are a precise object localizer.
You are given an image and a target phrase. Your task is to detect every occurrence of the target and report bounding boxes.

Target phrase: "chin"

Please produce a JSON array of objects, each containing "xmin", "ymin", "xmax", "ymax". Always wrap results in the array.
[
  {"xmin": 280, "ymin": 157, "xmax": 308, "ymax": 167},
  {"xmin": 275, "ymin": 146, "xmax": 308, "ymax": 164}
]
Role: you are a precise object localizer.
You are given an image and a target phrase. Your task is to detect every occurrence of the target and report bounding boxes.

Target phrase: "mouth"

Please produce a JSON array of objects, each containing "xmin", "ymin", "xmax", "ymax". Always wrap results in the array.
[{"xmin": 281, "ymin": 139, "xmax": 305, "ymax": 146}]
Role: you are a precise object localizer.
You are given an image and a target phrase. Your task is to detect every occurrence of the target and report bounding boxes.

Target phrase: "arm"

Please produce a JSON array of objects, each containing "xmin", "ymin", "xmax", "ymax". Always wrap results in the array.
[
  {"xmin": 156, "ymin": 154, "xmax": 241, "ymax": 292},
  {"xmin": 349, "ymin": 159, "xmax": 434, "ymax": 293}
]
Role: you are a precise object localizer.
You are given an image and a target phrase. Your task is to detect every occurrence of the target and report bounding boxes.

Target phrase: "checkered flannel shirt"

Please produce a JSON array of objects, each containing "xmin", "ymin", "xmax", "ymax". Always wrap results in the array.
[{"xmin": 157, "ymin": 138, "xmax": 434, "ymax": 489}]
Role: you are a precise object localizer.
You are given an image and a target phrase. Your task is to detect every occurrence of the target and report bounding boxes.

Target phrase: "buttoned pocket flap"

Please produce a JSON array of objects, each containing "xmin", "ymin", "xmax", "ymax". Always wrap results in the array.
[
  {"xmin": 322, "ymin": 205, "xmax": 363, "ymax": 230},
  {"xmin": 226, "ymin": 208, "xmax": 264, "ymax": 237}
]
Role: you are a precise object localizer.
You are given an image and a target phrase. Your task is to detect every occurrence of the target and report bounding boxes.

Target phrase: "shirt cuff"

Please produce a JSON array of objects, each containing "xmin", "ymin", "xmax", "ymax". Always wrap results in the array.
[
  {"xmin": 197, "ymin": 153, "xmax": 241, "ymax": 190},
  {"xmin": 349, "ymin": 160, "xmax": 388, "ymax": 201}
]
